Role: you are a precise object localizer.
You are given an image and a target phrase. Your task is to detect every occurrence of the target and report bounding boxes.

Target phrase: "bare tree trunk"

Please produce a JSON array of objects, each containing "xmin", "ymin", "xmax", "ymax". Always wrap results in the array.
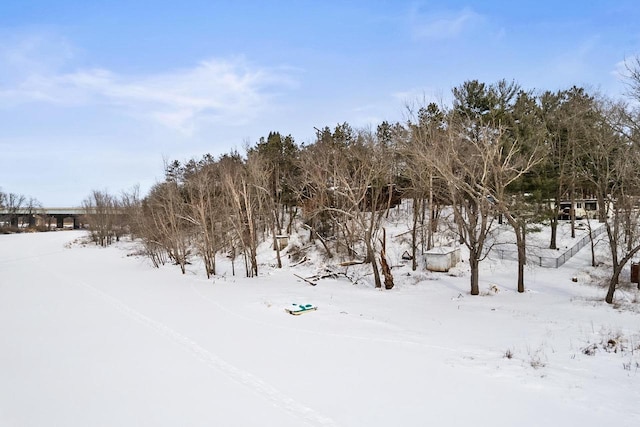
[
  {"xmin": 586, "ymin": 218, "xmax": 597, "ymax": 267},
  {"xmin": 570, "ymin": 185, "xmax": 576, "ymax": 239},
  {"xmin": 606, "ymin": 244, "xmax": 640, "ymax": 303},
  {"xmin": 549, "ymin": 202, "xmax": 559, "ymax": 250},
  {"xmin": 516, "ymin": 223, "xmax": 526, "ymax": 293},
  {"xmin": 370, "ymin": 245, "xmax": 383, "ymax": 289},
  {"xmin": 421, "ymin": 197, "xmax": 428, "ymax": 253},
  {"xmin": 411, "ymin": 197, "xmax": 419, "ymax": 271},
  {"xmin": 501, "ymin": 208, "xmax": 527, "ymax": 293},
  {"xmin": 427, "ymin": 173, "xmax": 434, "ymax": 251},
  {"xmin": 469, "ymin": 251, "xmax": 480, "ymax": 296},
  {"xmin": 272, "ymin": 211, "xmax": 282, "ymax": 269},
  {"xmin": 380, "ymin": 228, "xmax": 394, "ymax": 289},
  {"xmin": 286, "ymin": 207, "xmax": 297, "ymax": 235}
]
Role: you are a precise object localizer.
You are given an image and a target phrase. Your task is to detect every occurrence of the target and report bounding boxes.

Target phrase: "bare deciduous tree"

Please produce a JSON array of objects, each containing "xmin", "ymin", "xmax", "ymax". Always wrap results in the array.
[
  {"xmin": 144, "ymin": 174, "xmax": 192, "ymax": 274},
  {"xmin": 403, "ymin": 103, "xmax": 447, "ymax": 269},
  {"xmin": 577, "ymin": 96, "xmax": 640, "ymax": 303},
  {"xmin": 83, "ymin": 190, "xmax": 120, "ymax": 246},
  {"xmin": 415, "ymin": 111, "xmax": 540, "ymax": 294},
  {"xmin": 296, "ymin": 126, "xmax": 399, "ymax": 288},
  {"xmin": 5, "ymin": 193, "xmax": 26, "ymax": 229},
  {"xmin": 220, "ymin": 152, "xmax": 262, "ymax": 277},
  {"xmin": 181, "ymin": 157, "xmax": 225, "ymax": 278},
  {"xmin": 624, "ymin": 56, "xmax": 640, "ymax": 101}
]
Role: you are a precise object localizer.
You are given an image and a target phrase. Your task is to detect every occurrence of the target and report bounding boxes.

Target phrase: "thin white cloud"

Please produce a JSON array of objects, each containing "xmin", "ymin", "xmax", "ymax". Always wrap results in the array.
[
  {"xmin": 410, "ymin": 6, "xmax": 484, "ymax": 40},
  {"xmin": 0, "ymin": 37, "xmax": 297, "ymax": 134},
  {"xmin": 613, "ymin": 59, "xmax": 628, "ymax": 80},
  {"xmin": 547, "ymin": 36, "xmax": 600, "ymax": 80},
  {"xmin": 0, "ymin": 32, "xmax": 75, "ymax": 75}
]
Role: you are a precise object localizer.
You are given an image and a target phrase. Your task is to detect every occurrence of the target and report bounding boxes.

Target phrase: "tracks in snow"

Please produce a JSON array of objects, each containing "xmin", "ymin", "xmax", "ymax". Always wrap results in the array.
[{"xmin": 59, "ymin": 274, "xmax": 338, "ymax": 427}]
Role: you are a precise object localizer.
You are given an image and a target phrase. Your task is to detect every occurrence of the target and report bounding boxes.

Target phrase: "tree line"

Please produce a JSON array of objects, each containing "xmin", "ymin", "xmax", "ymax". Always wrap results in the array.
[
  {"xmin": 82, "ymin": 66, "xmax": 640, "ymax": 304},
  {"xmin": 0, "ymin": 190, "xmax": 43, "ymax": 232}
]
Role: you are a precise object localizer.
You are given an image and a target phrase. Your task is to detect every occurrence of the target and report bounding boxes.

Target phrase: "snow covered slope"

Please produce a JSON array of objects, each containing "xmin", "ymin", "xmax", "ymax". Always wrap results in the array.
[{"xmin": 1, "ymin": 230, "xmax": 639, "ymax": 426}]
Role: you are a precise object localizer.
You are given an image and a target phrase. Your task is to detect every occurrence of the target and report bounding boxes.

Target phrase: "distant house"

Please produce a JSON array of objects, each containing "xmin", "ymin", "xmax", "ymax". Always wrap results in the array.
[{"xmin": 558, "ymin": 199, "xmax": 605, "ymax": 220}]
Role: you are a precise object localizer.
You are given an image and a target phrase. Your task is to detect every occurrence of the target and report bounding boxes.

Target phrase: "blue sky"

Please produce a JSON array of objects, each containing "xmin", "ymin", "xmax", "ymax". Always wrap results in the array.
[{"xmin": 1, "ymin": 0, "xmax": 639, "ymax": 206}]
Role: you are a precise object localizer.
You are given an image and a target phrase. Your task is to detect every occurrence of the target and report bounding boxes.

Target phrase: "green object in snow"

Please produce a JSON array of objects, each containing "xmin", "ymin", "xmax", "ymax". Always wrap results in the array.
[{"xmin": 285, "ymin": 303, "xmax": 318, "ymax": 315}]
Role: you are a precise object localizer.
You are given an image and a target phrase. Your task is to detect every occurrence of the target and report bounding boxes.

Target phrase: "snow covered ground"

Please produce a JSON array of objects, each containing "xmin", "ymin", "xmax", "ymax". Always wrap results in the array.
[{"xmin": 1, "ymin": 225, "xmax": 639, "ymax": 426}]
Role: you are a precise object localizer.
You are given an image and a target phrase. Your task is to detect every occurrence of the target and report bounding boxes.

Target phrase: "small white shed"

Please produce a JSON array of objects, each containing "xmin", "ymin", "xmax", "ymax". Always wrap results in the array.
[{"xmin": 424, "ymin": 246, "xmax": 460, "ymax": 272}]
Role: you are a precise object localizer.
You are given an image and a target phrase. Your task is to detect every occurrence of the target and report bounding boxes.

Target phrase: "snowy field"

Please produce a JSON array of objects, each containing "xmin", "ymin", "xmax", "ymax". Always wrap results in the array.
[{"xmin": 1, "ymin": 227, "xmax": 639, "ymax": 426}]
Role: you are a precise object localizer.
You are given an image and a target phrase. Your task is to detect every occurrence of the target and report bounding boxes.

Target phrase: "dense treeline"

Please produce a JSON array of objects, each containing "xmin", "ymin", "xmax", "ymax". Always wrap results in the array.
[{"xmin": 82, "ymin": 69, "xmax": 640, "ymax": 304}]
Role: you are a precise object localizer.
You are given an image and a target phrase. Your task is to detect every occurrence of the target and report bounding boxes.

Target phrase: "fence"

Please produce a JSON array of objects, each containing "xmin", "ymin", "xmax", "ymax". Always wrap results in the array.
[{"xmin": 493, "ymin": 225, "xmax": 606, "ymax": 268}]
